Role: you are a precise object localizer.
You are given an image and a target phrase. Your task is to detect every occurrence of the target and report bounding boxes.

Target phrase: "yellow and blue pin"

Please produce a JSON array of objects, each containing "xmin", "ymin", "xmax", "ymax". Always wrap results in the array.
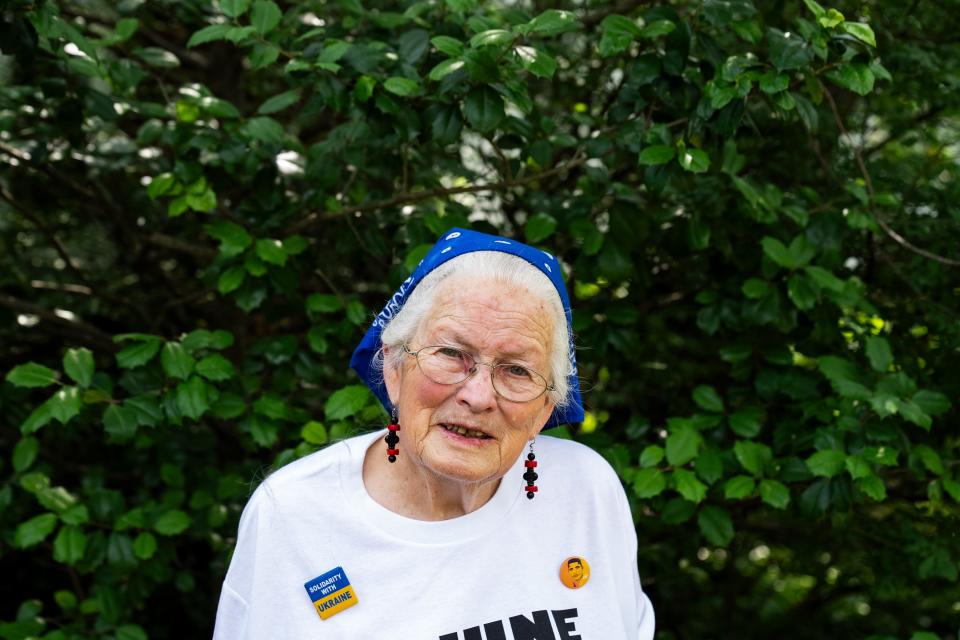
[{"xmin": 304, "ymin": 566, "xmax": 358, "ymax": 620}]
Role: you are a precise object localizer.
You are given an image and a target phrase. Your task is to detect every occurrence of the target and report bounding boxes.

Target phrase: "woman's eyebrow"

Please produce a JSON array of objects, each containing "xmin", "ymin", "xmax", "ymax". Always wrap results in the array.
[{"xmin": 438, "ymin": 330, "xmax": 537, "ymax": 361}]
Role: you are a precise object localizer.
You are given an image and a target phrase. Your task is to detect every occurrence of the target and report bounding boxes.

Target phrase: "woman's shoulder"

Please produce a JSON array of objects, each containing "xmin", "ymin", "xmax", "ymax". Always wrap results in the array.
[
  {"xmin": 536, "ymin": 434, "xmax": 622, "ymax": 484},
  {"xmin": 248, "ymin": 430, "xmax": 378, "ymax": 506}
]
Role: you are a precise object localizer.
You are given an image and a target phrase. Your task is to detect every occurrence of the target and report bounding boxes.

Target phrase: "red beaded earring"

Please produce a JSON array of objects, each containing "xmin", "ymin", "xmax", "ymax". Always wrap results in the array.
[
  {"xmin": 524, "ymin": 441, "xmax": 538, "ymax": 499},
  {"xmin": 385, "ymin": 409, "xmax": 400, "ymax": 463}
]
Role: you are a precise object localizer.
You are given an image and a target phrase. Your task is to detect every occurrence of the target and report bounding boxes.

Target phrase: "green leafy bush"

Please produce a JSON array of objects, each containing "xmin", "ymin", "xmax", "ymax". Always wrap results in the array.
[{"xmin": 1, "ymin": 0, "xmax": 958, "ymax": 637}]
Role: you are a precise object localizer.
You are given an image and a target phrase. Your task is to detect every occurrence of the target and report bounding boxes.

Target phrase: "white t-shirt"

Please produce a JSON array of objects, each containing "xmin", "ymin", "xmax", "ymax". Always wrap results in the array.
[{"xmin": 213, "ymin": 431, "xmax": 655, "ymax": 639}]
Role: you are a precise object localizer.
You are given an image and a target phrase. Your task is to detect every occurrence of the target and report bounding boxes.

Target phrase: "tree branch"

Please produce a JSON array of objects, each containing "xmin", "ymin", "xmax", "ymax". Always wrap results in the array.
[
  {"xmin": 822, "ymin": 83, "xmax": 960, "ymax": 268},
  {"xmin": 285, "ymin": 151, "xmax": 588, "ymax": 235},
  {"xmin": 0, "ymin": 294, "xmax": 117, "ymax": 352}
]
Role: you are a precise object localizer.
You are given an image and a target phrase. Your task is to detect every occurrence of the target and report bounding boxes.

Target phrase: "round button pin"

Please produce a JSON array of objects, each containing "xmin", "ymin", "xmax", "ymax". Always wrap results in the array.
[{"xmin": 559, "ymin": 556, "xmax": 590, "ymax": 589}]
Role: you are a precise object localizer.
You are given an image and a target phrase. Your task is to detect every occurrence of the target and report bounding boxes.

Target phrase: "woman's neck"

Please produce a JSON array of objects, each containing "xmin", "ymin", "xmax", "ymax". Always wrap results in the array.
[{"xmin": 362, "ymin": 439, "xmax": 501, "ymax": 520}]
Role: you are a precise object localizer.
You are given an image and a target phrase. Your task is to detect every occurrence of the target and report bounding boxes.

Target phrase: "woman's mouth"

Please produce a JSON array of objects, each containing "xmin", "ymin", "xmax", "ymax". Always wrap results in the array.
[{"xmin": 440, "ymin": 424, "xmax": 491, "ymax": 439}]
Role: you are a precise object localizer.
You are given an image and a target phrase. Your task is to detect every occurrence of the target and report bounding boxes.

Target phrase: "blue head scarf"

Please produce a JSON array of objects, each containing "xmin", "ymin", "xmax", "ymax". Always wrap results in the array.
[{"xmin": 349, "ymin": 228, "xmax": 584, "ymax": 428}]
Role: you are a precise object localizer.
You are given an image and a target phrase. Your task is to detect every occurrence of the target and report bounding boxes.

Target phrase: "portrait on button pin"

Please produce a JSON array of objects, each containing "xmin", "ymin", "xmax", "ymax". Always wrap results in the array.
[{"xmin": 559, "ymin": 556, "xmax": 590, "ymax": 589}]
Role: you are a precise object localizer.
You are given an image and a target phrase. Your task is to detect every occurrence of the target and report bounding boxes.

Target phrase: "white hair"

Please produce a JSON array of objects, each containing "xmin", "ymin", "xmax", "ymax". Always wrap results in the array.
[{"xmin": 378, "ymin": 251, "xmax": 572, "ymax": 408}]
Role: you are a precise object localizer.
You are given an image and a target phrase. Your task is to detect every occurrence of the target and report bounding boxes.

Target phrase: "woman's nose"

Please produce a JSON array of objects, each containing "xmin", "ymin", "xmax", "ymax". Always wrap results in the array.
[{"xmin": 456, "ymin": 365, "xmax": 498, "ymax": 411}]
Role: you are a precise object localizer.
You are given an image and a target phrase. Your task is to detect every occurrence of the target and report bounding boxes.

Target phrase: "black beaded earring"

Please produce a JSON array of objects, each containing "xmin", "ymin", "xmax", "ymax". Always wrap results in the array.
[
  {"xmin": 385, "ymin": 408, "xmax": 400, "ymax": 463},
  {"xmin": 524, "ymin": 440, "xmax": 538, "ymax": 499}
]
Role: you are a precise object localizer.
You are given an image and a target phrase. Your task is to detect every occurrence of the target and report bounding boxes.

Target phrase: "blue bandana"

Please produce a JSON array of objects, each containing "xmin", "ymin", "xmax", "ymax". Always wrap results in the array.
[{"xmin": 349, "ymin": 228, "xmax": 584, "ymax": 428}]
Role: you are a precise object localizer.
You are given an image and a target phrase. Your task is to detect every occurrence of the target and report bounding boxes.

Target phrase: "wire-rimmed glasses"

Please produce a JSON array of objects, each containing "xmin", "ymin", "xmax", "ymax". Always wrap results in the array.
[{"xmin": 403, "ymin": 344, "xmax": 553, "ymax": 403}]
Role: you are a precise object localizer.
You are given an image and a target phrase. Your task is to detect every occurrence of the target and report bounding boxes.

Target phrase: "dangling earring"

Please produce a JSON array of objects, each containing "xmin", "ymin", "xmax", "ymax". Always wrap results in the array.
[
  {"xmin": 385, "ymin": 408, "xmax": 400, "ymax": 463},
  {"xmin": 524, "ymin": 440, "xmax": 538, "ymax": 499}
]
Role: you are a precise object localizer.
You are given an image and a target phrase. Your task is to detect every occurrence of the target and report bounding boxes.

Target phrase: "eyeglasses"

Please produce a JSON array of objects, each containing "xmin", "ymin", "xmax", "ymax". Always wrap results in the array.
[{"xmin": 403, "ymin": 344, "xmax": 554, "ymax": 403}]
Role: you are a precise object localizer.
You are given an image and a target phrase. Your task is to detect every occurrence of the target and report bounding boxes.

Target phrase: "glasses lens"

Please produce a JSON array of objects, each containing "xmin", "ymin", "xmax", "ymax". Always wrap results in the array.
[
  {"xmin": 493, "ymin": 364, "xmax": 547, "ymax": 402},
  {"xmin": 418, "ymin": 346, "xmax": 471, "ymax": 384}
]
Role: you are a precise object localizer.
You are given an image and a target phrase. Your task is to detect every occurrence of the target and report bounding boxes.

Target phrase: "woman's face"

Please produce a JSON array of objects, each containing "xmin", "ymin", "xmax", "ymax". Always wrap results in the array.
[{"xmin": 384, "ymin": 277, "xmax": 557, "ymax": 485}]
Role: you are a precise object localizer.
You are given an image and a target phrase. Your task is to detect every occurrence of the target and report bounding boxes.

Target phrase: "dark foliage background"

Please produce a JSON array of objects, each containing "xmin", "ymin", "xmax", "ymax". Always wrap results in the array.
[{"xmin": 1, "ymin": 0, "xmax": 958, "ymax": 638}]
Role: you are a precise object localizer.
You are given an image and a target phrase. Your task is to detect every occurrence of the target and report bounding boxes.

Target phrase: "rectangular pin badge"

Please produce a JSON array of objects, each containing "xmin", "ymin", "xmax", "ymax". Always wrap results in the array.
[{"xmin": 304, "ymin": 566, "xmax": 358, "ymax": 620}]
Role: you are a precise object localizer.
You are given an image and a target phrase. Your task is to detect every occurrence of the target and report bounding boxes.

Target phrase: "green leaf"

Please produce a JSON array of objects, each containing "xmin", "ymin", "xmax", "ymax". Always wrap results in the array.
[
  {"xmin": 383, "ymin": 77, "xmax": 421, "ymax": 97},
  {"xmin": 857, "ymin": 475, "xmax": 887, "ymax": 501},
  {"xmin": 205, "ymin": 220, "xmax": 252, "ymax": 257},
  {"xmin": 245, "ymin": 116, "xmax": 285, "ymax": 144},
  {"xmin": 251, "ymin": 0, "xmax": 283, "ymax": 34},
  {"xmin": 116, "ymin": 625, "xmax": 149, "ymax": 640},
  {"xmin": 49, "ymin": 387, "xmax": 82, "ymax": 424},
  {"xmin": 62, "ymin": 348, "xmax": 94, "ymax": 387},
  {"xmin": 678, "ymin": 148, "xmax": 710, "ymax": 173},
  {"xmin": 673, "ymin": 469, "xmax": 708, "ymax": 503},
  {"xmin": 802, "ymin": 0, "xmax": 826, "ymax": 18},
  {"xmin": 147, "ymin": 173, "xmax": 176, "ymax": 199},
  {"xmin": 21, "ymin": 402, "xmax": 54, "ymax": 434},
  {"xmin": 306, "ymin": 293, "xmax": 343, "ymax": 313},
  {"xmin": 840, "ymin": 21, "xmax": 876, "ymax": 47},
  {"xmin": 126, "ymin": 394, "xmax": 162, "ymax": 427},
  {"xmin": 525, "ymin": 213, "xmax": 558, "ymax": 243},
  {"xmin": 666, "ymin": 425, "xmax": 703, "ymax": 467},
  {"xmin": 154, "ymin": 510, "xmax": 191, "ymax": 536},
  {"xmin": 514, "ymin": 46, "xmax": 557, "ymax": 78},
  {"xmin": 804, "ymin": 265, "xmax": 844, "ymax": 291},
  {"xmin": 728, "ymin": 407, "xmax": 763, "ymax": 438},
  {"xmin": 255, "ymin": 238, "xmax": 288, "ymax": 266},
  {"xmin": 221, "ymin": 0, "xmax": 251, "ymax": 17},
  {"xmin": 943, "ymin": 480, "xmax": 960, "ymax": 503},
  {"xmin": 353, "ymin": 75, "xmax": 376, "ymax": 102},
  {"xmin": 12, "ymin": 437, "xmax": 40, "ymax": 472},
  {"xmin": 470, "ymin": 29, "xmax": 514, "ymax": 48},
  {"xmin": 325, "ymin": 385, "xmax": 370, "ymax": 420},
  {"xmin": 845, "ymin": 455, "xmax": 872, "ymax": 480},
  {"xmin": 639, "ymin": 445, "xmax": 664, "ymax": 468},
  {"xmin": 640, "ymin": 20, "xmax": 676, "ymax": 38},
  {"xmin": 806, "ymin": 449, "xmax": 846, "ymax": 478},
  {"xmin": 522, "ymin": 9, "xmax": 579, "ymax": 36},
  {"xmin": 6, "ymin": 363, "xmax": 59, "ymax": 388},
  {"xmin": 734, "ymin": 440, "xmax": 772, "ymax": 476},
  {"xmin": 464, "ymin": 86, "xmax": 504, "ymax": 132},
  {"xmin": 598, "ymin": 15, "xmax": 639, "ymax": 57},
  {"xmin": 187, "ymin": 24, "xmax": 232, "ymax": 48},
  {"xmin": 913, "ymin": 445, "xmax": 943, "ymax": 476},
  {"xmin": 865, "ymin": 336, "xmax": 893, "ymax": 372},
  {"xmin": 818, "ymin": 8, "xmax": 845, "ymax": 28},
  {"xmin": 698, "ymin": 506, "xmax": 734, "ymax": 546},
  {"xmin": 14, "ymin": 513, "xmax": 58, "ymax": 548},
  {"xmin": 52, "ymin": 526, "xmax": 87, "ymax": 565},
  {"xmin": 103, "ymin": 404, "xmax": 138, "ymax": 440},
  {"xmin": 431, "ymin": 35, "xmax": 464, "ymax": 57},
  {"xmin": 632, "ymin": 468, "xmax": 667, "ymax": 498},
  {"xmin": 692, "ymin": 385, "xmax": 724, "ymax": 413},
  {"xmin": 196, "ymin": 354, "xmax": 236, "ymax": 381},
  {"xmin": 759, "ymin": 479, "xmax": 791, "ymax": 509},
  {"xmin": 759, "ymin": 71, "xmax": 790, "ymax": 93},
  {"xmin": 787, "ymin": 272, "xmax": 818, "ymax": 310},
  {"xmin": 249, "ymin": 43, "xmax": 280, "ymax": 69},
  {"xmin": 724, "ymin": 475, "xmax": 756, "ymax": 499},
  {"xmin": 767, "ymin": 28, "xmax": 813, "ymax": 72},
  {"xmin": 116, "ymin": 338, "xmax": 163, "ymax": 369},
  {"xmin": 133, "ymin": 531, "xmax": 158, "ymax": 559},
  {"xmin": 638, "ymin": 145, "xmax": 675, "ymax": 165},
  {"xmin": 912, "ymin": 390, "xmax": 951, "ymax": 416},
  {"xmin": 826, "ymin": 63, "xmax": 875, "ymax": 96},
  {"xmin": 173, "ymin": 377, "xmax": 208, "ymax": 421},
  {"xmin": 218, "ymin": 266, "xmax": 247, "ymax": 294},
  {"xmin": 428, "ymin": 58, "xmax": 466, "ymax": 81},
  {"xmin": 301, "ymin": 420, "xmax": 328, "ymax": 444},
  {"xmin": 257, "ymin": 89, "xmax": 300, "ymax": 115},
  {"xmin": 161, "ymin": 342, "xmax": 195, "ymax": 380}
]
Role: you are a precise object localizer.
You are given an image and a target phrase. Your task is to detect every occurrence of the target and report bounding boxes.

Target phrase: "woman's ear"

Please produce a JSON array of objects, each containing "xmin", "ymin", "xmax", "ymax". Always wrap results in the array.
[
  {"xmin": 382, "ymin": 345, "xmax": 401, "ymax": 406},
  {"xmin": 528, "ymin": 396, "xmax": 556, "ymax": 440}
]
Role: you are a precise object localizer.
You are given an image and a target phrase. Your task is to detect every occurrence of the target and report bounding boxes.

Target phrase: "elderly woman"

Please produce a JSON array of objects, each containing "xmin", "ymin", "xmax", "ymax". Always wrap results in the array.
[{"xmin": 213, "ymin": 228, "xmax": 655, "ymax": 639}]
